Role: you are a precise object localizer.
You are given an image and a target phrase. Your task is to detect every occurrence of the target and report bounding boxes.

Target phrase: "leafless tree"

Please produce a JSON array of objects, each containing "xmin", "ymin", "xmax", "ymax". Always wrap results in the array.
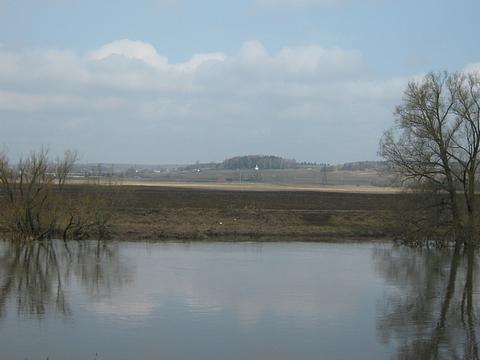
[
  {"xmin": 55, "ymin": 150, "xmax": 78, "ymax": 186},
  {"xmin": 0, "ymin": 148, "xmax": 113, "ymax": 241},
  {"xmin": 380, "ymin": 71, "xmax": 480, "ymax": 246},
  {"xmin": 0, "ymin": 148, "xmax": 59, "ymax": 240}
]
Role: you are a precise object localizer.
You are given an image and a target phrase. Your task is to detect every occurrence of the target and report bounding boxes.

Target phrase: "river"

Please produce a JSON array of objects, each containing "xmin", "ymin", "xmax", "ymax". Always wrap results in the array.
[{"xmin": 0, "ymin": 240, "xmax": 477, "ymax": 359}]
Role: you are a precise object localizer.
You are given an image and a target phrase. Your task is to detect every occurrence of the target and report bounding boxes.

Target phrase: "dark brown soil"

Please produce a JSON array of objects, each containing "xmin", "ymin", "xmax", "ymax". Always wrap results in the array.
[
  {"xmin": 60, "ymin": 184, "xmax": 394, "ymax": 210},
  {"xmin": 0, "ymin": 185, "xmax": 398, "ymax": 241},
  {"xmin": 102, "ymin": 185, "xmax": 396, "ymax": 240}
]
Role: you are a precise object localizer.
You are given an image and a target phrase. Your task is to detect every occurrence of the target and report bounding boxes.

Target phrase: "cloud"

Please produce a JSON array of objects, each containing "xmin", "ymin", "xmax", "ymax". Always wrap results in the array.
[
  {"xmin": 463, "ymin": 62, "xmax": 480, "ymax": 73},
  {"xmin": 89, "ymin": 39, "xmax": 170, "ymax": 69},
  {"xmin": 88, "ymin": 39, "xmax": 226, "ymax": 72},
  {"xmin": 0, "ymin": 39, "xmax": 407, "ymax": 163}
]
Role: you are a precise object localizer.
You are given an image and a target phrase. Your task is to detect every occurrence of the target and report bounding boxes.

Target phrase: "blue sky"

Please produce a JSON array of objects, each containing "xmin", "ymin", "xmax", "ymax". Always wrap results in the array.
[
  {"xmin": 2, "ymin": 0, "xmax": 478, "ymax": 75},
  {"xmin": 0, "ymin": 0, "xmax": 479, "ymax": 163}
]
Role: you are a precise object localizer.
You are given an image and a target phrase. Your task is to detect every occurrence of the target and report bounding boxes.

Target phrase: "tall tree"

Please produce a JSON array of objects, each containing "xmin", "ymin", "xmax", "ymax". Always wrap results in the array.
[{"xmin": 380, "ymin": 71, "xmax": 480, "ymax": 245}]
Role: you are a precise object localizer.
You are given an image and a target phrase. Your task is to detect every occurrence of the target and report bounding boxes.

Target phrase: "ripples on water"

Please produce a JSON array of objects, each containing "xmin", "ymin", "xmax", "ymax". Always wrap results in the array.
[{"xmin": 0, "ymin": 240, "xmax": 478, "ymax": 359}]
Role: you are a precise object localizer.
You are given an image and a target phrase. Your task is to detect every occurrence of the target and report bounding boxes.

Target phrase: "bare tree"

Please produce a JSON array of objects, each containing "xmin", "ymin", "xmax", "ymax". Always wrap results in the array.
[
  {"xmin": 55, "ymin": 150, "xmax": 78, "ymax": 186},
  {"xmin": 380, "ymin": 71, "xmax": 480, "ymax": 246},
  {"xmin": 0, "ymin": 148, "xmax": 113, "ymax": 241},
  {"xmin": 0, "ymin": 148, "xmax": 58, "ymax": 240},
  {"xmin": 451, "ymin": 73, "xmax": 480, "ymax": 243}
]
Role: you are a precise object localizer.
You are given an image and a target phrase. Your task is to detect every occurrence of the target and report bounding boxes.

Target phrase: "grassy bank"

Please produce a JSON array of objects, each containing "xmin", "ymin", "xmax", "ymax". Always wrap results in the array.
[{"xmin": 0, "ymin": 184, "xmax": 398, "ymax": 241}]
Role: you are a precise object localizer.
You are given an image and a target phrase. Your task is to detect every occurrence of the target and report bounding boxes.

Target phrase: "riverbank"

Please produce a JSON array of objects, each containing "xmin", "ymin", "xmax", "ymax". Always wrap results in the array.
[{"xmin": 0, "ymin": 184, "xmax": 399, "ymax": 241}]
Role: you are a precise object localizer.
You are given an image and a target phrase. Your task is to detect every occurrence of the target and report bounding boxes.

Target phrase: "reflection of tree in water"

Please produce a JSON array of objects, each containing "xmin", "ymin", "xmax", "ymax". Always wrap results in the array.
[
  {"xmin": 0, "ymin": 240, "xmax": 132, "ymax": 319},
  {"xmin": 374, "ymin": 246, "xmax": 479, "ymax": 359}
]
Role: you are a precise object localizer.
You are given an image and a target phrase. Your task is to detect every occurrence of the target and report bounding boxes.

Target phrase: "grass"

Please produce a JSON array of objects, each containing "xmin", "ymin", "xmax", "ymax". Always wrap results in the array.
[{"xmin": 0, "ymin": 183, "xmax": 398, "ymax": 241}]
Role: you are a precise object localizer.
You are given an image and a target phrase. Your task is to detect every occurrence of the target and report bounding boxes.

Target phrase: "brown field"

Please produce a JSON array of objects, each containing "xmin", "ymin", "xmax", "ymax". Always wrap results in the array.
[
  {"xmin": 88, "ymin": 184, "xmax": 397, "ymax": 240},
  {"xmin": 70, "ymin": 178, "xmax": 399, "ymax": 193},
  {"xmin": 0, "ymin": 183, "xmax": 399, "ymax": 241}
]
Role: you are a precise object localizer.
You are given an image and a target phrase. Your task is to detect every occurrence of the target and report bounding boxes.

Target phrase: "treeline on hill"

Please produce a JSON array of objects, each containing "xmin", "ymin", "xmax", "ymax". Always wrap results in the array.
[
  {"xmin": 220, "ymin": 155, "xmax": 297, "ymax": 170},
  {"xmin": 179, "ymin": 157, "xmax": 384, "ymax": 173}
]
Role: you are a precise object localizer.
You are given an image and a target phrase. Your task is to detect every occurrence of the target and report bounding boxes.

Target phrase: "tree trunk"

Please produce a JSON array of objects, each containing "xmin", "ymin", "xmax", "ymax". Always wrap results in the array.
[{"xmin": 443, "ymin": 157, "xmax": 464, "ymax": 245}]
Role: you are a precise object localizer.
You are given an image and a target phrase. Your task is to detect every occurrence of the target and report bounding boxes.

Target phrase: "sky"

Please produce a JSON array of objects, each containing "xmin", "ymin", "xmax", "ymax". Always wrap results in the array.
[{"xmin": 0, "ymin": 0, "xmax": 479, "ymax": 164}]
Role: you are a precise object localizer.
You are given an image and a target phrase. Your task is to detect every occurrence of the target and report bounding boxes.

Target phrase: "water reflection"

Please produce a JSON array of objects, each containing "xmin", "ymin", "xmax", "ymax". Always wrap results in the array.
[
  {"xmin": 0, "ymin": 239, "xmax": 131, "ymax": 319},
  {"xmin": 3, "ymin": 240, "xmax": 479, "ymax": 359},
  {"xmin": 374, "ymin": 246, "xmax": 480, "ymax": 359}
]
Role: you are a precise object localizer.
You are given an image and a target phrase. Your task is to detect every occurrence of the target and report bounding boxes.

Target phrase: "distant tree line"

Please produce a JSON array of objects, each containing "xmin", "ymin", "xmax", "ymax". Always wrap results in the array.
[{"xmin": 220, "ymin": 155, "xmax": 297, "ymax": 170}]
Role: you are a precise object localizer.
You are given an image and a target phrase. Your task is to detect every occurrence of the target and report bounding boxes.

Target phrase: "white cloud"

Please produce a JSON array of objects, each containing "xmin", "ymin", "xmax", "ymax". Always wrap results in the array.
[
  {"xmin": 88, "ymin": 39, "xmax": 226, "ymax": 74},
  {"xmin": 89, "ymin": 39, "xmax": 170, "ymax": 69},
  {"xmin": 176, "ymin": 52, "xmax": 226, "ymax": 72},
  {"xmin": 0, "ymin": 39, "xmax": 408, "ymax": 163},
  {"xmin": 239, "ymin": 40, "xmax": 269, "ymax": 63},
  {"xmin": 463, "ymin": 62, "xmax": 480, "ymax": 73}
]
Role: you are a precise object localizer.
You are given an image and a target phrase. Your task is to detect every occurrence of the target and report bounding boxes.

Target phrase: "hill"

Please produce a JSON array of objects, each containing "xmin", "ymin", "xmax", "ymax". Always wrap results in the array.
[{"xmin": 220, "ymin": 155, "xmax": 297, "ymax": 170}]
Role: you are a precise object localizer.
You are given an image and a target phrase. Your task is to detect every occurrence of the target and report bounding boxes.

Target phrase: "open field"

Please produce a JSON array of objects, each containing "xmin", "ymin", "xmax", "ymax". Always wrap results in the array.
[
  {"xmin": 69, "ymin": 178, "xmax": 400, "ymax": 194},
  {"xmin": 0, "ymin": 183, "xmax": 399, "ymax": 241},
  {"xmin": 147, "ymin": 168, "xmax": 388, "ymax": 187},
  {"xmin": 52, "ymin": 184, "xmax": 398, "ymax": 240},
  {"xmin": 72, "ymin": 165, "xmax": 392, "ymax": 188}
]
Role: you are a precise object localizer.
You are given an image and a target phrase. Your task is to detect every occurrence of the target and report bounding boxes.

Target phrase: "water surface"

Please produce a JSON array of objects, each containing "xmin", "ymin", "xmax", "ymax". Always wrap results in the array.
[{"xmin": 0, "ymin": 240, "xmax": 477, "ymax": 359}]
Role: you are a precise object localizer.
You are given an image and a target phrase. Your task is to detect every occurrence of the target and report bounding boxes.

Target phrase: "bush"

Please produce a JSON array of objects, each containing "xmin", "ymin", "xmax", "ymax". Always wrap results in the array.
[{"xmin": 0, "ymin": 148, "xmax": 113, "ymax": 241}]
